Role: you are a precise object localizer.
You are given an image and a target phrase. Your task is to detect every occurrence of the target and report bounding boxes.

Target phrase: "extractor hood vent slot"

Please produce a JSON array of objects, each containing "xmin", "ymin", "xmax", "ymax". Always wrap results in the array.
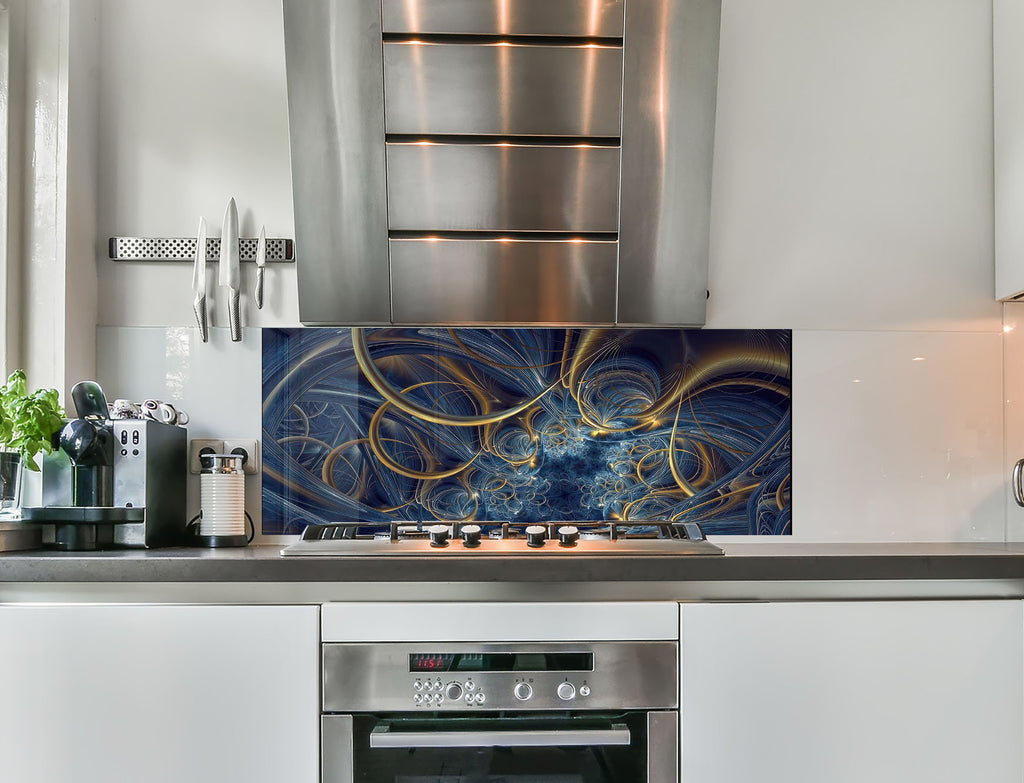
[
  {"xmin": 384, "ymin": 135, "xmax": 622, "ymax": 147},
  {"xmin": 386, "ymin": 231, "xmax": 619, "ymax": 242},
  {"xmin": 381, "ymin": 33, "xmax": 624, "ymax": 47}
]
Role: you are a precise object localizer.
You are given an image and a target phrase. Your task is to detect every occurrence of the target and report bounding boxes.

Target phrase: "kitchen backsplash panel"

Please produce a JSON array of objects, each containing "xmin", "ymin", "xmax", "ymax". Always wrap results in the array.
[{"xmin": 262, "ymin": 328, "xmax": 792, "ymax": 535}]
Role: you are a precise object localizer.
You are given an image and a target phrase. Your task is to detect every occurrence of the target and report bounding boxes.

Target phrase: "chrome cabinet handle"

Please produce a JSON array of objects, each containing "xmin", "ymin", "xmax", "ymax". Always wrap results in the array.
[
  {"xmin": 1014, "ymin": 459, "xmax": 1024, "ymax": 507},
  {"xmin": 369, "ymin": 724, "xmax": 631, "ymax": 749}
]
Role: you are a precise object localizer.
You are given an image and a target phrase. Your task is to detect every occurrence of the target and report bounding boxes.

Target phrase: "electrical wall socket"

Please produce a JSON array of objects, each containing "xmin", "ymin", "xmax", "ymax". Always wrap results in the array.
[
  {"xmin": 189, "ymin": 439, "xmax": 224, "ymax": 474},
  {"xmin": 223, "ymin": 438, "xmax": 260, "ymax": 475}
]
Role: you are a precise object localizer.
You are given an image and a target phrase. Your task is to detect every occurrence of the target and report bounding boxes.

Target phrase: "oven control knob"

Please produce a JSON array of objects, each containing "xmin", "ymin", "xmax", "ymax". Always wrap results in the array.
[
  {"xmin": 525, "ymin": 525, "xmax": 547, "ymax": 548},
  {"xmin": 579, "ymin": 685, "xmax": 591, "ymax": 697},
  {"xmin": 557, "ymin": 525, "xmax": 579, "ymax": 546},
  {"xmin": 427, "ymin": 524, "xmax": 450, "ymax": 547},
  {"xmin": 514, "ymin": 682, "xmax": 533, "ymax": 701},
  {"xmin": 461, "ymin": 524, "xmax": 482, "ymax": 548},
  {"xmin": 556, "ymin": 682, "xmax": 576, "ymax": 701},
  {"xmin": 445, "ymin": 682, "xmax": 463, "ymax": 701}
]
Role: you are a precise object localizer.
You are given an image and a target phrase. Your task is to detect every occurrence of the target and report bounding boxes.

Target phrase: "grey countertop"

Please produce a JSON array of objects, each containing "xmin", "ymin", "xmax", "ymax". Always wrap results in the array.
[{"xmin": 2, "ymin": 542, "xmax": 1024, "ymax": 590}]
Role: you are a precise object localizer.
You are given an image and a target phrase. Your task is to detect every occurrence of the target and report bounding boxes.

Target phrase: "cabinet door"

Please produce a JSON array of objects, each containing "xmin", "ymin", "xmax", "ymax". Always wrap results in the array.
[
  {"xmin": 0, "ymin": 604, "xmax": 319, "ymax": 783},
  {"xmin": 996, "ymin": 0, "xmax": 1024, "ymax": 299},
  {"xmin": 680, "ymin": 601, "xmax": 1023, "ymax": 783}
]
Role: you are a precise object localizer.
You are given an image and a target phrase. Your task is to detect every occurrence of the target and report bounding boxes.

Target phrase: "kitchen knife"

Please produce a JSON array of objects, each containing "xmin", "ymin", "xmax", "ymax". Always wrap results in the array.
[
  {"xmin": 192, "ymin": 216, "xmax": 209, "ymax": 342},
  {"xmin": 254, "ymin": 224, "xmax": 266, "ymax": 310},
  {"xmin": 219, "ymin": 197, "xmax": 241, "ymax": 342}
]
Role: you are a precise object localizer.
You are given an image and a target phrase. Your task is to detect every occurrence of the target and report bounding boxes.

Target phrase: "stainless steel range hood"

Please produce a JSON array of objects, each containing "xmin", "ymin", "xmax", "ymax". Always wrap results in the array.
[{"xmin": 283, "ymin": 0, "xmax": 721, "ymax": 326}]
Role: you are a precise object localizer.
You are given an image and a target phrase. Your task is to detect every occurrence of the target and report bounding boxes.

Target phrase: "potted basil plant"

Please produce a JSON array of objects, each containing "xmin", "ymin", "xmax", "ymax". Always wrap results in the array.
[{"xmin": 0, "ymin": 370, "xmax": 65, "ymax": 514}]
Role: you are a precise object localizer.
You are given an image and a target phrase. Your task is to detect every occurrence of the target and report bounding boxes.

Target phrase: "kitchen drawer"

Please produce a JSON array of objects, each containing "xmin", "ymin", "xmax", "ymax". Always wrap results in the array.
[
  {"xmin": 385, "ymin": 142, "xmax": 621, "ymax": 232},
  {"xmin": 384, "ymin": 42, "xmax": 623, "ymax": 137},
  {"xmin": 389, "ymin": 238, "xmax": 617, "ymax": 323},
  {"xmin": 381, "ymin": 0, "xmax": 625, "ymax": 37}
]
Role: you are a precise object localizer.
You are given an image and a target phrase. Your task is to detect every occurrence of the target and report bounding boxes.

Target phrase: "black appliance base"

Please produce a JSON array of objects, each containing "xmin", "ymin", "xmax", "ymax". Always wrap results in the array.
[{"xmin": 196, "ymin": 534, "xmax": 249, "ymax": 548}]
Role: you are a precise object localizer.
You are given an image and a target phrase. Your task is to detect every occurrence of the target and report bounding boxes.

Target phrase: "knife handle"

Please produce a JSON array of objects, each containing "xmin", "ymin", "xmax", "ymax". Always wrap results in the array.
[
  {"xmin": 255, "ymin": 267, "xmax": 265, "ymax": 310},
  {"xmin": 193, "ymin": 294, "xmax": 209, "ymax": 343},
  {"xmin": 229, "ymin": 289, "xmax": 241, "ymax": 342}
]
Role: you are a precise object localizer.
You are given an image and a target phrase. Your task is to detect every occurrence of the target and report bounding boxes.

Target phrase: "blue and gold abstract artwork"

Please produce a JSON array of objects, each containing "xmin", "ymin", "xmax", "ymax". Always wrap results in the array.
[{"xmin": 262, "ymin": 328, "xmax": 791, "ymax": 535}]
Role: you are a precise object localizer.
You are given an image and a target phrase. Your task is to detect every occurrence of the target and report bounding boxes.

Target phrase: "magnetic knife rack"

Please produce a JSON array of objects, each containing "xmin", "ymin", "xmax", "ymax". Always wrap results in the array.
[{"xmin": 108, "ymin": 237, "xmax": 295, "ymax": 263}]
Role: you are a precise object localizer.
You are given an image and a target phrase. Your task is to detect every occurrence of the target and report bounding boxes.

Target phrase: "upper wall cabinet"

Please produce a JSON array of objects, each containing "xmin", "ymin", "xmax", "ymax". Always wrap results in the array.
[
  {"xmin": 996, "ymin": 0, "xmax": 1024, "ymax": 300},
  {"xmin": 283, "ymin": 0, "xmax": 721, "ymax": 326}
]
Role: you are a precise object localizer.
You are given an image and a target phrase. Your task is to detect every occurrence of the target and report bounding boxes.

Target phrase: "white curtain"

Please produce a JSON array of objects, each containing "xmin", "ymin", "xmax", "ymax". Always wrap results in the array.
[
  {"xmin": 0, "ymin": 0, "xmax": 100, "ymax": 400},
  {"xmin": 0, "ymin": 0, "xmax": 13, "ymax": 379}
]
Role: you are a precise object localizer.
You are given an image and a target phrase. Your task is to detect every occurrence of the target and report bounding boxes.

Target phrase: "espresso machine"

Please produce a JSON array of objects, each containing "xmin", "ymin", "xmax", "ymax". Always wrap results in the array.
[{"xmin": 23, "ymin": 381, "xmax": 187, "ymax": 550}]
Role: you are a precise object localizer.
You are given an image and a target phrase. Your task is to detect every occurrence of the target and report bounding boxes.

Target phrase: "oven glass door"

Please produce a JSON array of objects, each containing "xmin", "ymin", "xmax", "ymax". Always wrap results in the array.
[{"xmin": 325, "ymin": 712, "xmax": 667, "ymax": 783}]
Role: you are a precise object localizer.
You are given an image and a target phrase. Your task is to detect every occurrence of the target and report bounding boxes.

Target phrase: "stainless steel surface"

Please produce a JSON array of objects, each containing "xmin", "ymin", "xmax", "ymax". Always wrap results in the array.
[
  {"xmin": 284, "ymin": 0, "xmax": 392, "ymax": 325},
  {"xmin": 617, "ymin": 0, "xmax": 721, "ymax": 325},
  {"xmin": 219, "ymin": 198, "xmax": 241, "ymax": 342},
  {"xmin": 191, "ymin": 217, "xmax": 208, "ymax": 342},
  {"xmin": 322, "ymin": 715, "xmax": 354, "ymax": 783},
  {"xmin": 199, "ymin": 453, "xmax": 244, "ymax": 475},
  {"xmin": 285, "ymin": 0, "xmax": 720, "ymax": 326},
  {"xmin": 647, "ymin": 712, "xmax": 678, "ymax": 783},
  {"xmin": 386, "ymin": 142, "xmax": 620, "ymax": 231},
  {"xmin": 381, "ymin": 0, "xmax": 625, "ymax": 37},
  {"xmin": 383, "ymin": 42, "xmax": 623, "ymax": 137},
  {"xmin": 368, "ymin": 724, "xmax": 631, "ymax": 748},
  {"xmin": 254, "ymin": 225, "xmax": 266, "ymax": 310},
  {"xmin": 0, "ymin": 522, "xmax": 42, "ymax": 553},
  {"xmin": 390, "ymin": 238, "xmax": 617, "ymax": 323},
  {"xmin": 322, "ymin": 641, "xmax": 678, "ymax": 712},
  {"xmin": 1014, "ymin": 459, "xmax": 1024, "ymax": 507},
  {"xmin": 110, "ymin": 420, "xmax": 188, "ymax": 547},
  {"xmin": 283, "ymin": 536, "xmax": 722, "ymax": 557},
  {"xmin": 109, "ymin": 236, "xmax": 293, "ymax": 262}
]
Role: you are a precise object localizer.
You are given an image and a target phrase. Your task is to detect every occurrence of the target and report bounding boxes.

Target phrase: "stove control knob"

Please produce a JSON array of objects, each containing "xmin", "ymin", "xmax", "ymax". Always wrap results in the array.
[
  {"xmin": 428, "ymin": 524, "xmax": 450, "ymax": 547},
  {"xmin": 445, "ymin": 682, "xmax": 464, "ymax": 701},
  {"xmin": 525, "ymin": 525, "xmax": 547, "ymax": 548},
  {"xmin": 557, "ymin": 682, "xmax": 576, "ymax": 701},
  {"xmin": 461, "ymin": 524, "xmax": 482, "ymax": 548},
  {"xmin": 557, "ymin": 525, "xmax": 579, "ymax": 547},
  {"xmin": 514, "ymin": 682, "xmax": 533, "ymax": 701}
]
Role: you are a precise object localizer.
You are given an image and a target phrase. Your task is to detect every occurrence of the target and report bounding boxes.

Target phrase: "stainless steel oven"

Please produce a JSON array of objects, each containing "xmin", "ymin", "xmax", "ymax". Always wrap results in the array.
[{"xmin": 321, "ymin": 641, "xmax": 678, "ymax": 783}]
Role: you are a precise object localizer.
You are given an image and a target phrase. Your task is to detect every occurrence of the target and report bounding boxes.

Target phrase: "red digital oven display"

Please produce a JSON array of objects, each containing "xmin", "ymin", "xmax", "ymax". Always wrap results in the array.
[{"xmin": 410, "ymin": 654, "xmax": 456, "ymax": 672}]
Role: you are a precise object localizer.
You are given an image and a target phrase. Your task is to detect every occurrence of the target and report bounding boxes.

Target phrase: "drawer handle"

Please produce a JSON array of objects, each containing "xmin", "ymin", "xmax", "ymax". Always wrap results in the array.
[
  {"xmin": 369, "ymin": 724, "xmax": 631, "ymax": 749},
  {"xmin": 1014, "ymin": 458, "xmax": 1024, "ymax": 507}
]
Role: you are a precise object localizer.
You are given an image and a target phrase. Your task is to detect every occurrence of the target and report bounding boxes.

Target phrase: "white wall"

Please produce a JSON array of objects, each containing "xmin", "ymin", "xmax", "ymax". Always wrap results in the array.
[{"xmin": 92, "ymin": 0, "xmax": 1005, "ymax": 542}]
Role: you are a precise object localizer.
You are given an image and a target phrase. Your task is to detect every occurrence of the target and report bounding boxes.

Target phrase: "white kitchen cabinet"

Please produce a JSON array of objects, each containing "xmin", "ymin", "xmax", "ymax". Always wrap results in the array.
[
  {"xmin": 679, "ymin": 600, "xmax": 1023, "ymax": 783},
  {"xmin": 996, "ymin": 0, "xmax": 1024, "ymax": 299},
  {"xmin": 0, "ymin": 604, "xmax": 319, "ymax": 783}
]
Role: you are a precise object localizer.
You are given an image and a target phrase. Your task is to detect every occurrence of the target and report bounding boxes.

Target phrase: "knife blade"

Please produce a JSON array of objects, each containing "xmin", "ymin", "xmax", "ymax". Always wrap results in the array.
[
  {"xmin": 219, "ymin": 197, "xmax": 241, "ymax": 342},
  {"xmin": 254, "ymin": 224, "xmax": 266, "ymax": 310},
  {"xmin": 191, "ymin": 216, "xmax": 209, "ymax": 342}
]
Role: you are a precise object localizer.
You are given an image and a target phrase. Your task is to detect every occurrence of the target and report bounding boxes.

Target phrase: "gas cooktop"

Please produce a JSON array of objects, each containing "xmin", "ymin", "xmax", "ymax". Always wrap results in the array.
[{"xmin": 279, "ymin": 520, "xmax": 723, "ymax": 557}]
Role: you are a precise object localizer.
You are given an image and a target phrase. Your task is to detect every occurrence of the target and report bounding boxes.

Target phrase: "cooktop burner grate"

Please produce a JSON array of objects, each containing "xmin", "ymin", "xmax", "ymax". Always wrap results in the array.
[{"xmin": 280, "ymin": 519, "xmax": 724, "ymax": 557}]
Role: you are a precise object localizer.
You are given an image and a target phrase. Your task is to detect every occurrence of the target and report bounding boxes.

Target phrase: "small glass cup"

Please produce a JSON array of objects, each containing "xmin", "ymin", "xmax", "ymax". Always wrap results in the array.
[{"xmin": 0, "ymin": 451, "xmax": 23, "ymax": 518}]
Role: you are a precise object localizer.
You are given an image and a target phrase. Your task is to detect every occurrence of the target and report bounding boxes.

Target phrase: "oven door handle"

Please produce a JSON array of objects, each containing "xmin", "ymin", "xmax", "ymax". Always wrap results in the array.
[{"xmin": 369, "ymin": 723, "xmax": 632, "ymax": 749}]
